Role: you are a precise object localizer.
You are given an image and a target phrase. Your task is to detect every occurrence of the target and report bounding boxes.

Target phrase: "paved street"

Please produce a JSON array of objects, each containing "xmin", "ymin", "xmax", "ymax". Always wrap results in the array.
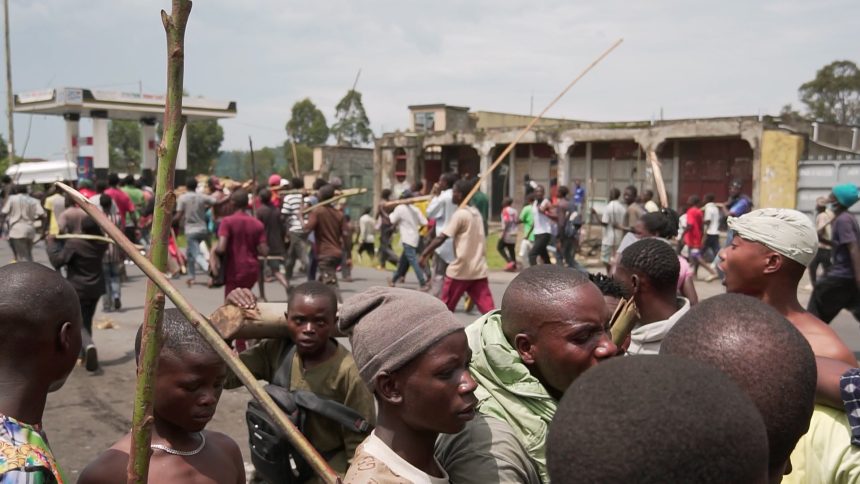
[{"xmin": 7, "ymin": 240, "xmax": 858, "ymax": 479}]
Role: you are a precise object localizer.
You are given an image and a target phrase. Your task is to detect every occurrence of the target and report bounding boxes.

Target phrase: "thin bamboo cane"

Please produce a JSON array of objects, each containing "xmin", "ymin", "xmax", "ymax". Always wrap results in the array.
[
  {"xmin": 381, "ymin": 194, "xmax": 433, "ymax": 209},
  {"xmin": 55, "ymin": 181, "xmax": 340, "ymax": 484},
  {"xmin": 301, "ymin": 188, "xmax": 368, "ymax": 214},
  {"xmin": 459, "ymin": 39, "xmax": 623, "ymax": 208},
  {"xmin": 647, "ymin": 151, "xmax": 669, "ymax": 208},
  {"xmin": 127, "ymin": 2, "xmax": 190, "ymax": 482}
]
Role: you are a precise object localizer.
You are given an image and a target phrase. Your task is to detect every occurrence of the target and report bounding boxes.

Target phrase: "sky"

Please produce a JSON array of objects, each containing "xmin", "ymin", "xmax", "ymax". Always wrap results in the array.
[{"xmin": 4, "ymin": 0, "xmax": 859, "ymax": 160}]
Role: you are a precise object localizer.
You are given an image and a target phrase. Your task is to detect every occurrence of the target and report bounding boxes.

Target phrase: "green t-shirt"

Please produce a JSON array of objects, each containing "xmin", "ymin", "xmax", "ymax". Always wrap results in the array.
[
  {"xmin": 225, "ymin": 339, "xmax": 376, "ymax": 479},
  {"xmin": 122, "ymin": 186, "xmax": 145, "ymax": 220},
  {"xmin": 470, "ymin": 190, "xmax": 489, "ymax": 234},
  {"xmin": 520, "ymin": 205, "xmax": 535, "ymax": 242}
]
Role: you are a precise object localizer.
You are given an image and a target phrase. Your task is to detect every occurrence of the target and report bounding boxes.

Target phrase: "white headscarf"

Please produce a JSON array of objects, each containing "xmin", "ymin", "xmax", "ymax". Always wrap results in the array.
[{"xmin": 727, "ymin": 208, "xmax": 818, "ymax": 266}]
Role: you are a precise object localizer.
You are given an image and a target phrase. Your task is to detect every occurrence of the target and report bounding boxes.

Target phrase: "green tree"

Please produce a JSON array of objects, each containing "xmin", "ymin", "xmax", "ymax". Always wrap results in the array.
[
  {"xmin": 186, "ymin": 119, "xmax": 224, "ymax": 174},
  {"xmin": 779, "ymin": 104, "xmax": 807, "ymax": 123},
  {"xmin": 109, "ymin": 120, "xmax": 141, "ymax": 172},
  {"xmin": 0, "ymin": 134, "xmax": 9, "ymax": 175},
  {"xmin": 799, "ymin": 60, "xmax": 860, "ymax": 125},
  {"xmin": 283, "ymin": 140, "xmax": 314, "ymax": 176},
  {"xmin": 286, "ymin": 98, "xmax": 329, "ymax": 146},
  {"xmin": 330, "ymin": 89, "xmax": 373, "ymax": 146}
]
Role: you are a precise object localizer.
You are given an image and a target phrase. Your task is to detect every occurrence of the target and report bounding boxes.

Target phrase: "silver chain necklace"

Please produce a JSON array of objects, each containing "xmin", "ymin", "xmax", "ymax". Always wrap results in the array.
[{"xmin": 150, "ymin": 432, "xmax": 206, "ymax": 456}]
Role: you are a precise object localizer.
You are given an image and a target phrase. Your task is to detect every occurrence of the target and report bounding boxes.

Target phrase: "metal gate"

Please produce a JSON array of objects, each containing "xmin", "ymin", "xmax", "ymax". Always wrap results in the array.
[{"xmin": 796, "ymin": 158, "xmax": 860, "ymax": 220}]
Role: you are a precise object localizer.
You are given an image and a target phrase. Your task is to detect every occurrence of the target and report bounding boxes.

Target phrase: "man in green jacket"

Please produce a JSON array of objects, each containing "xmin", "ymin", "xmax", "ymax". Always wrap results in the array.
[{"xmin": 435, "ymin": 264, "xmax": 617, "ymax": 483}]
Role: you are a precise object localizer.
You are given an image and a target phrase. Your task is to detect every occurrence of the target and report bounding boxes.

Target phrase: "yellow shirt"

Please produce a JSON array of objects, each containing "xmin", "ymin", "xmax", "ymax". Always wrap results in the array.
[
  {"xmin": 783, "ymin": 405, "xmax": 860, "ymax": 484},
  {"xmin": 44, "ymin": 193, "xmax": 64, "ymax": 236}
]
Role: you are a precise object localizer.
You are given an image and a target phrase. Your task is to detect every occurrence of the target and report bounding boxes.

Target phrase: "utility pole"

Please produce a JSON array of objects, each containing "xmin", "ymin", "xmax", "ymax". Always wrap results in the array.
[{"xmin": 3, "ymin": 0, "xmax": 14, "ymax": 163}]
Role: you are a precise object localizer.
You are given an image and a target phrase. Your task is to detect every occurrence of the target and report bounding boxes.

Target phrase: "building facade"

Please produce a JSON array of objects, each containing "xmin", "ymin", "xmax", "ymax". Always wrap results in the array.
[{"xmin": 375, "ymin": 105, "xmax": 859, "ymax": 220}]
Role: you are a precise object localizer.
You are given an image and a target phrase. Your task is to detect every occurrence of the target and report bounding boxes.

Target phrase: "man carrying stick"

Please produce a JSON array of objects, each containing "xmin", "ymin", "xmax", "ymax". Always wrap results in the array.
[
  {"xmin": 420, "ymin": 179, "xmax": 495, "ymax": 314},
  {"xmin": 304, "ymin": 184, "xmax": 348, "ymax": 303}
]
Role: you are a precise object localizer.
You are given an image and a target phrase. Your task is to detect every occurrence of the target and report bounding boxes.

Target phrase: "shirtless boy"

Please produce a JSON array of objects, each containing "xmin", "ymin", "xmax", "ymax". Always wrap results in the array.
[
  {"xmin": 720, "ymin": 208, "xmax": 857, "ymax": 366},
  {"xmin": 79, "ymin": 308, "xmax": 244, "ymax": 484}
]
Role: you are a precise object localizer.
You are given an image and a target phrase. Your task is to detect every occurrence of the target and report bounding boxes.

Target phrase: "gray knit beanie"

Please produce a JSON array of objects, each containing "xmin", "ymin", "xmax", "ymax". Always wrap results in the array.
[{"xmin": 338, "ymin": 287, "xmax": 465, "ymax": 388}]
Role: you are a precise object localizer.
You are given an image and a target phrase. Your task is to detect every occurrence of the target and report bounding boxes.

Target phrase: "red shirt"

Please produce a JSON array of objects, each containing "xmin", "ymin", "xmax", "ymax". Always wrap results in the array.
[
  {"xmin": 684, "ymin": 206, "xmax": 704, "ymax": 249},
  {"xmin": 105, "ymin": 187, "xmax": 134, "ymax": 227},
  {"xmin": 218, "ymin": 210, "xmax": 266, "ymax": 288},
  {"xmin": 79, "ymin": 188, "xmax": 97, "ymax": 199}
]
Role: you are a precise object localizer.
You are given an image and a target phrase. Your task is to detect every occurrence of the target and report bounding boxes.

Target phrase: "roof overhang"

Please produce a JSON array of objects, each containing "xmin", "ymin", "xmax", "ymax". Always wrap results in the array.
[{"xmin": 13, "ymin": 87, "xmax": 237, "ymax": 121}]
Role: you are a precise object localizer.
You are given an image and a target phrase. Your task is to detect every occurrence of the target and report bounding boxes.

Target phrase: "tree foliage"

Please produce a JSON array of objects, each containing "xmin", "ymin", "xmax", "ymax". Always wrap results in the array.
[
  {"xmin": 799, "ymin": 60, "xmax": 860, "ymax": 125},
  {"xmin": 331, "ymin": 89, "xmax": 373, "ymax": 146},
  {"xmin": 286, "ymin": 98, "xmax": 329, "ymax": 146},
  {"xmin": 283, "ymin": 140, "xmax": 314, "ymax": 176},
  {"xmin": 187, "ymin": 119, "xmax": 223, "ymax": 174},
  {"xmin": 0, "ymin": 134, "xmax": 9, "ymax": 175},
  {"xmin": 109, "ymin": 120, "xmax": 142, "ymax": 172}
]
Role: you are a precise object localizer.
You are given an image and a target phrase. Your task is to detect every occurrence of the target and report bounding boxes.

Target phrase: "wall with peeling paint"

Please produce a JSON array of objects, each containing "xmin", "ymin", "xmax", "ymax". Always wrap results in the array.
[{"xmin": 759, "ymin": 130, "xmax": 804, "ymax": 209}]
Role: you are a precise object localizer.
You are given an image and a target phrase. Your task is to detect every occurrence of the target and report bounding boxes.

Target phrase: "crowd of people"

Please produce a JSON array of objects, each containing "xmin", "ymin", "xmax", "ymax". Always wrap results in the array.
[{"xmin": 1, "ymin": 166, "xmax": 860, "ymax": 483}]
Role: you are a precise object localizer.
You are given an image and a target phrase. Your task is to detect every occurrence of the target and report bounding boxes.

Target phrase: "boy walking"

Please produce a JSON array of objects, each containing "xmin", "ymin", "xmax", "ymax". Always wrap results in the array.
[
  {"xmin": 79, "ymin": 309, "xmax": 246, "ymax": 484},
  {"xmin": 683, "ymin": 195, "xmax": 717, "ymax": 281},
  {"xmin": 389, "ymin": 190, "xmax": 429, "ymax": 289},
  {"xmin": 225, "ymin": 282, "xmax": 375, "ymax": 480},
  {"xmin": 420, "ymin": 179, "xmax": 495, "ymax": 314}
]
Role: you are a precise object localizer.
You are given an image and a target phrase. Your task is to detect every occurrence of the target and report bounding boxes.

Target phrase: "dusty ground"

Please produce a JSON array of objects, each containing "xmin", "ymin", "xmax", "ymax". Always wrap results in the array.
[{"xmin": 8, "ymin": 241, "xmax": 857, "ymax": 481}]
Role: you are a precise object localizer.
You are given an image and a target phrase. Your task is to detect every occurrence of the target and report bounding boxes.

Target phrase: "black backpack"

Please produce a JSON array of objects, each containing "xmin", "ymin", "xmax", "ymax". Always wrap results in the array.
[{"xmin": 245, "ymin": 344, "xmax": 372, "ymax": 483}]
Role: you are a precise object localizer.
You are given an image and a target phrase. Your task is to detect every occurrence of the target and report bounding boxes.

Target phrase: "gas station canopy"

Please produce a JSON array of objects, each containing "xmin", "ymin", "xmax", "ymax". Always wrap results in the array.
[
  {"xmin": 11, "ymin": 87, "xmax": 237, "ymax": 181},
  {"xmin": 13, "ymin": 87, "xmax": 236, "ymax": 121}
]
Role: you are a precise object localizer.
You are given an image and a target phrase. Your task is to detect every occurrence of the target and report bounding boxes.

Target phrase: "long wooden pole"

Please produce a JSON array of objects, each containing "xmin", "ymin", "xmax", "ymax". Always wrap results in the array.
[
  {"xmin": 127, "ymin": 2, "xmax": 190, "ymax": 482},
  {"xmin": 3, "ymin": 0, "xmax": 14, "ymax": 164},
  {"xmin": 301, "ymin": 188, "xmax": 367, "ymax": 214},
  {"xmin": 249, "ymin": 136, "xmax": 257, "ymax": 217},
  {"xmin": 382, "ymin": 194, "xmax": 432, "ymax": 209},
  {"xmin": 56, "ymin": 182, "xmax": 340, "ymax": 483},
  {"xmin": 647, "ymin": 150, "xmax": 669, "ymax": 208},
  {"xmin": 459, "ymin": 38, "xmax": 623, "ymax": 208},
  {"xmin": 290, "ymin": 136, "xmax": 300, "ymax": 178}
]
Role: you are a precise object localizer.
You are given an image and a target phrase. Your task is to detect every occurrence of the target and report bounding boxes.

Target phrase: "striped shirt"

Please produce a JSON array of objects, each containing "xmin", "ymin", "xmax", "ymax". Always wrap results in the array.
[{"xmin": 281, "ymin": 194, "xmax": 304, "ymax": 234}]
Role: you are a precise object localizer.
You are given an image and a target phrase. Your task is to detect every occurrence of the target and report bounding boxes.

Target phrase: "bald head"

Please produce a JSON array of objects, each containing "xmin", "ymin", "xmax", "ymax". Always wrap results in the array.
[
  {"xmin": 0, "ymin": 263, "xmax": 81, "ymax": 355},
  {"xmin": 500, "ymin": 265, "xmax": 593, "ymax": 340},
  {"xmin": 662, "ymin": 294, "xmax": 816, "ymax": 480},
  {"xmin": 548, "ymin": 355, "xmax": 769, "ymax": 484}
]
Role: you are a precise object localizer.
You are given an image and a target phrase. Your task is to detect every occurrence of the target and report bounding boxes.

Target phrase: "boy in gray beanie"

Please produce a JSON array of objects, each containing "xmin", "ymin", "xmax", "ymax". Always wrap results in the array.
[{"xmin": 339, "ymin": 287, "xmax": 478, "ymax": 483}]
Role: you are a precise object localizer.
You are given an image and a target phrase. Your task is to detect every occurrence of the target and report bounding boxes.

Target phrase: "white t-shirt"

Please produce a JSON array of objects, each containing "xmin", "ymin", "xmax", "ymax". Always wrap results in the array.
[
  {"xmin": 390, "ymin": 204, "xmax": 427, "ymax": 248},
  {"xmin": 345, "ymin": 431, "xmax": 450, "ymax": 484},
  {"xmin": 704, "ymin": 202, "xmax": 720, "ymax": 236},
  {"xmin": 601, "ymin": 199, "xmax": 626, "ymax": 246},
  {"xmin": 358, "ymin": 213, "xmax": 375, "ymax": 243},
  {"xmin": 532, "ymin": 199, "xmax": 552, "ymax": 235},
  {"xmin": 426, "ymin": 189, "xmax": 456, "ymax": 263}
]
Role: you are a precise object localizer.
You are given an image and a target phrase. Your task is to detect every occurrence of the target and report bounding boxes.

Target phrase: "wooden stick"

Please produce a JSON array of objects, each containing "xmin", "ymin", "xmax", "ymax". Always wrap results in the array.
[
  {"xmin": 290, "ymin": 138, "xmax": 301, "ymax": 179},
  {"xmin": 249, "ymin": 136, "xmax": 257, "ymax": 218},
  {"xmin": 209, "ymin": 303, "xmax": 290, "ymax": 340},
  {"xmin": 459, "ymin": 38, "xmax": 623, "ymax": 208},
  {"xmin": 301, "ymin": 188, "xmax": 367, "ymax": 214},
  {"xmin": 647, "ymin": 151, "xmax": 669, "ymax": 208},
  {"xmin": 55, "ymin": 233, "xmax": 115, "ymax": 244},
  {"xmin": 382, "ymin": 194, "xmax": 432, "ymax": 209},
  {"xmin": 609, "ymin": 297, "xmax": 640, "ymax": 347},
  {"xmin": 55, "ymin": 182, "xmax": 340, "ymax": 484},
  {"xmin": 128, "ymin": 2, "xmax": 190, "ymax": 482}
]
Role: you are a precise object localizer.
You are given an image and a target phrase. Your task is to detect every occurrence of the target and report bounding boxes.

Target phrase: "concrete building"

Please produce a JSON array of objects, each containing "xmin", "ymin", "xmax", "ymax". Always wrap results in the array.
[
  {"xmin": 375, "ymin": 105, "xmax": 859, "ymax": 219},
  {"xmin": 311, "ymin": 145, "xmax": 373, "ymax": 219}
]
